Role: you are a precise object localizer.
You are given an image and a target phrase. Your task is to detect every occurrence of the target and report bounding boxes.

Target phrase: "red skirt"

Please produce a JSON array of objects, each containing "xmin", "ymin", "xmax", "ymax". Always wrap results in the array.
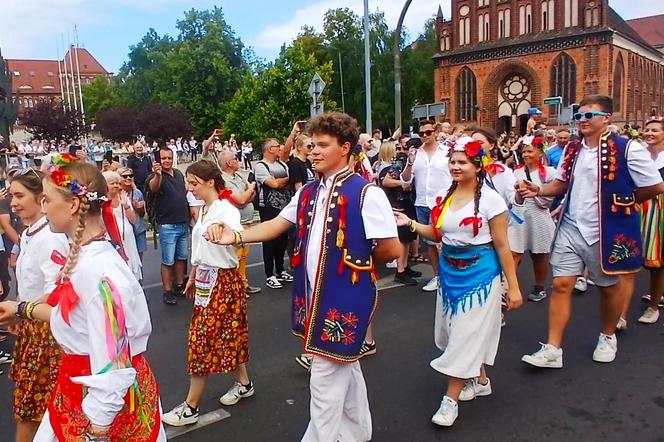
[{"xmin": 48, "ymin": 353, "xmax": 161, "ymax": 442}]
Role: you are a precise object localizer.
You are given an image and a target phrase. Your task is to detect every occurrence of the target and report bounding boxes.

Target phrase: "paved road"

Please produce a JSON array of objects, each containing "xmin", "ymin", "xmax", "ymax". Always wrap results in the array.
[{"xmin": 1, "ymin": 242, "xmax": 663, "ymax": 441}]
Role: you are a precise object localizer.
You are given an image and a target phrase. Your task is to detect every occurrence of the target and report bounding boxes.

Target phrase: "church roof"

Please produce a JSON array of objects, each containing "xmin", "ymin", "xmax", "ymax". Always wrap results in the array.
[{"xmin": 625, "ymin": 14, "xmax": 664, "ymax": 49}]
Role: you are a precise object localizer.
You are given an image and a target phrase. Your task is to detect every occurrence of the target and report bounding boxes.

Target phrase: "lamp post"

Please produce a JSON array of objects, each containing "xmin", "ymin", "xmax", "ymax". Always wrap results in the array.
[
  {"xmin": 394, "ymin": 0, "xmax": 413, "ymax": 131},
  {"xmin": 363, "ymin": 0, "xmax": 372, "ymax": 132}
]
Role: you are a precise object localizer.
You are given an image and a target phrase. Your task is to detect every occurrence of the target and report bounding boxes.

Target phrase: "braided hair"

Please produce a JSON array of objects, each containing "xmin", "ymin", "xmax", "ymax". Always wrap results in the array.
[{"xmin": 447, "ymin": 142, "xmax": 486, "ymax": 219}]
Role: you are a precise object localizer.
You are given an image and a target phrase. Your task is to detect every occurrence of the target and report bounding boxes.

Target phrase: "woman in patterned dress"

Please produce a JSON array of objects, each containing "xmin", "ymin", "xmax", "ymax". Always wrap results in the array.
[
  {"xmin": 510, "ymin": 136, "xmax": 557, "ymax": 302},
  {"xmin": 638, "ymin": 117, "xmax": 664, "ymax": 324},
  {"xmin": 8, "ymin": 168, "xmax": 68, "ymax": 442},
  {"xmin": 162, "ymin": 160, "xmax": 254, "ymax": 427}
]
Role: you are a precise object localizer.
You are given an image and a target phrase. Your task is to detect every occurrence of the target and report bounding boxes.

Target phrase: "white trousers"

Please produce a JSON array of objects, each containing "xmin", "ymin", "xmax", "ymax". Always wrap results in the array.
[{"xmin": 301, "ymin": 356, "xmax": 372, "ymax": 442}]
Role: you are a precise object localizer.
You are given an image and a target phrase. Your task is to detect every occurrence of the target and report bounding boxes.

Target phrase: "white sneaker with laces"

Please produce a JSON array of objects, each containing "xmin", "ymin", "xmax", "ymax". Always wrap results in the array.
[
  {"xmin": 574, "ymin": 277, "xmax": 588, "ymax": 292},
  {"xmin": 385, "ymin": 259, "xmax": 398, "ymax": 269},
  {"xmin": 266, "ymin": 276, "xmax": 283, "ymax": 289},
  {"xmin": 220, "ymin": 381, "xmax": 254, "ymax": 406},
  {"xmin": 458, "ymin": 378, "xmax": 492, "ymax": 401},
  {"xmin": 638, "ymin": 307, "xmax": 660, "ymax": 324},
  {"xmin": 431, "ymin": 396, "xmax": 458, "ymax": 427},
  {"xmin": 521, "ymin": 343, "xmax": 563, "ymax": 368},
  {"xmin": 277, "ymin": 271, "xmax": 293, "ymax": 283},
  {"xmin": 592, "ymin": 333, "xmax": 617, "ymax": 363},
  {"xmin": 162, "ymin": 402, "xmax": 199, "ymax": 427},
  {"xmin": 422, "ymin": 276, "xmax": 439, "ymax": 292}
]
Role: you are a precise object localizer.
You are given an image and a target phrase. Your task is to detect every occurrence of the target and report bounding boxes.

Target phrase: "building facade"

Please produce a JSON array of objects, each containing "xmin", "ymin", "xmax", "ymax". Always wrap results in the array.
[
  {"xmin": 6, "ymin": 47, "xmax": 109, "ymax": 116},
  {"xmin": 434, "ymin": 0, "xmax": 664, "ymax": 134}
]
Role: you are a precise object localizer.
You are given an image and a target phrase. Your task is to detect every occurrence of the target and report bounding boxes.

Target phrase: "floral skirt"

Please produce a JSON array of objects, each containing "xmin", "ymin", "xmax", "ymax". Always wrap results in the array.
[
  {"xmin": 187, "ymin": 268, "xmax": 248, "ymax": 376},
  {"xmin": 9, "ymin": 320, "xmax": 62, "ymax": 421}
]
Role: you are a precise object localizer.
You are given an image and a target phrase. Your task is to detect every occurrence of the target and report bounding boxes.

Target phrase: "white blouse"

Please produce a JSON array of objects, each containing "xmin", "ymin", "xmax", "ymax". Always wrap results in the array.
[
  {"xmin": 16, "ymin": 217, "xmax": 69, "ymax": 302},
  {"xmin": 191, "ymin": 199, "xmax": 243, "ymax": 269},
  {"xmin": 49, "ymin": 241, "xmax": 153, "ymax": 427},
  {"xmin": 438, "ymin": 187, "xmax": 508, "ymax": 246},
  {"xmin": 485, "ymin": 162, "xmax": 516, "ymax": 206}
]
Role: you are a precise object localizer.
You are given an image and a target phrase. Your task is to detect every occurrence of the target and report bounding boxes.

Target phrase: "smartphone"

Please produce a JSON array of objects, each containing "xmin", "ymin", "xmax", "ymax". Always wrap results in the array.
[
  {"xmin": 213, "ymin": 128, "xmax": 224, "ymax": 137},
  {"xmin": 153, "ymin": 149, "xmax": 161, "ymax": 163},
  {"xmin": 297, "ymin": 121, "xmax": 307, "ymax": 133}
]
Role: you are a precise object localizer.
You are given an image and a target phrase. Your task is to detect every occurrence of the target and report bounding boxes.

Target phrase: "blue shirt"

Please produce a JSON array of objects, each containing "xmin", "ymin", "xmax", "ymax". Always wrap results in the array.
[{"xmin": 546, "ymin": 146, "xmax": 564, "ymax": 168}]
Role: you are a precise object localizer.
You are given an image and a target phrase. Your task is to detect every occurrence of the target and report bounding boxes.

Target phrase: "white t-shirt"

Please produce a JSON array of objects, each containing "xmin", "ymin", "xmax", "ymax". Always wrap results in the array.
[
  {"xmin": 16, "ymin": 217, "xmax": 69, "ymax": 302},
  {"xmin": 439, "ymin": 186, "xmax": 507, "ymax": 246},
  {"xmin": 403, "ymin": 142, "xmax": 452, "ymax": 208},
  {"xmin": 558, "ymin": 139, "xmax": 663, "ymax": 245},
  {"xmin": 191, "ymin": 199, "xmax": 243, "ymax": 269},
  {"xmin": 485, "ymin": 163, "xmax": 516, "ymax": 206},
  {"xmin": 279, "ymin": 168, "xmax": 397, "ymax": 296}
]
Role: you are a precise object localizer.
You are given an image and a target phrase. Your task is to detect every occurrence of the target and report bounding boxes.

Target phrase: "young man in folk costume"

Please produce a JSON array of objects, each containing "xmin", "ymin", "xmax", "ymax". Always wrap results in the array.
[
  {"xmin": 519, "ymin": 95, "xmax": 664, "ymax": 367},
  {"xmin": 206, "ymin": 112, "xmax": 401, "ymax": 441}
]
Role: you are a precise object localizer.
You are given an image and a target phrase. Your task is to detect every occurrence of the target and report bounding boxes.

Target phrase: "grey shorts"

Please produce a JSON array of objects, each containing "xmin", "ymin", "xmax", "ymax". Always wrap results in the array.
[{"xmin": 549, "ymin": 220, "xmax": 619, "ymax": 288}]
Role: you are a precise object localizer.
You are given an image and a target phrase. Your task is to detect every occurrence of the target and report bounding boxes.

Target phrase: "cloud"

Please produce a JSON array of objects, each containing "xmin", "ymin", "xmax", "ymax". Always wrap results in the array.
[{"xmin": 251, "ymin": 0, "xmax": 449, "ymax": 50}]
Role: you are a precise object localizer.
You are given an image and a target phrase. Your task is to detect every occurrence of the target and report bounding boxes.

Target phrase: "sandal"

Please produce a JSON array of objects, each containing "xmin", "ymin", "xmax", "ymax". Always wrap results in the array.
[{"xmin": 410, "ymin": 254, "xmax": 428, "ymax": 263}]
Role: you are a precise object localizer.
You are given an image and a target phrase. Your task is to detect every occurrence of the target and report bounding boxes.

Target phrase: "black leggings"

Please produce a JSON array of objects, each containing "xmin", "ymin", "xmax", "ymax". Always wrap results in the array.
[{"xmin": 259, "ymin": 207, "xmax": 288, "ymax": 278}]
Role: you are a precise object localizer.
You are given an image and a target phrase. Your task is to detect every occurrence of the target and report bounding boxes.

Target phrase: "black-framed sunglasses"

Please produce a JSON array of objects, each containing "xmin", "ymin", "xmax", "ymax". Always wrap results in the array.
[
  {"xmin": 121, "ymin": 174, "xmax": 134, "ymax": 179},
  {"xmin": 419, "ymin": 130, "xmax": 434, "ymax": 137},
  {"xmin": 573, "ymin": 111, "xmax": 609, "ymax": 121}
]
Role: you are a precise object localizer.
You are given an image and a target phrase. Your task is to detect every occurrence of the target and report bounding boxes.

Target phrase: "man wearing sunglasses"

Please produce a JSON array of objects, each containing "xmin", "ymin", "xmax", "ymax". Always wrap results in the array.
[
  {"xmin": 519, "ymin": 95, "xmax": 664, "ymax": 368},
  {"xmin": 401, "ymin": 120, "xmax": 452, "ymax": 292}
]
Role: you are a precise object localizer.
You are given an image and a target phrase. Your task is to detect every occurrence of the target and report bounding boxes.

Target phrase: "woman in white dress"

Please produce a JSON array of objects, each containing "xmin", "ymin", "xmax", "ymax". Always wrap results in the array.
[
  {"xmin": 395, "ymin": 137, "xmax": 522, "ymax": 427},
  {"xmin": 510, "ymin": 136, "xmax": 557, "ymax": 302},
  {"xmin": 103, "ymin": 170, "xmax": 143, "ymax": 281},
  {"xmin": 0, "ymin": 156, "xmax": 165, "ymax": 441},
  {"xmin": 8, "ymin": 169, "xmax": 68, "ymax": 442}
]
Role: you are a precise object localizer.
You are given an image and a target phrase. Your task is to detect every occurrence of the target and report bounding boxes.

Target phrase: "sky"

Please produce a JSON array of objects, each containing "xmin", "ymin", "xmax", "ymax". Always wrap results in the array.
[{"xmin": 0, "ymin": 0, "xmax": 660, "ymax": 73}]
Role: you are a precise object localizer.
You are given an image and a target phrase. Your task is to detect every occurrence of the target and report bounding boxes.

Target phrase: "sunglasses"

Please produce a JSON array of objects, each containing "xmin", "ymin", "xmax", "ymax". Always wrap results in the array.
[
  {"xmin": 573, "ymin": 111, "xmax": 608, "ymax": 121},
  {"xmin": 12, "ymin": 167, "xmax": 40, "ymax": 179},
  {"xmin": 419, "ymin": 130, "xmax": 435, "ymax": 137},
  {"xmin": 121, "ymin": 174, "xmax": 133, "ymax": 179}
]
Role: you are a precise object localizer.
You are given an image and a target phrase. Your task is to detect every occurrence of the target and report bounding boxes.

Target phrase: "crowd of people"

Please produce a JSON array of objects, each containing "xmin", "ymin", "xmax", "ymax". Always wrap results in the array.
[{"xmin": 0, "ymin": 93, "xmax": 661, "ymax": 441}]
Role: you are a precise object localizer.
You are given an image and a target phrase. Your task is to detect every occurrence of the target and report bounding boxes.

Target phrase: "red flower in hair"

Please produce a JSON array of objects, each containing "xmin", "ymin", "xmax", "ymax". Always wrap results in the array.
[
  {"xmin": 50, "ymin": 167, "xmax": 70, "ymax": 187},
  {"xmin": 532, "ymin": 137, "xmax": 545, "ymax": 149},
  {"xmin": 464, "ymin": 140, "xmax": 482, "ymax": 158}
]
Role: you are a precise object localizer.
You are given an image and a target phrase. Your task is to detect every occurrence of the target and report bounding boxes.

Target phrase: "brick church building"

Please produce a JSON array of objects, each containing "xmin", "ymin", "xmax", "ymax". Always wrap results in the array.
[{"xmin": 433, "ymin": 0, "xmax": 664, "ymax": 134}]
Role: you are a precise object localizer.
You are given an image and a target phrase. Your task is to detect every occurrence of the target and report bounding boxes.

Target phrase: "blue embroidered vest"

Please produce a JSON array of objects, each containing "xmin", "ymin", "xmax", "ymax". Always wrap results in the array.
[
  {"xmin": 557, "ymin": 132, "xmax": 643, "ymax": 274},
  {"xmin": 291, "ymin": 169, "xmax": 378, "ymax": 363}
]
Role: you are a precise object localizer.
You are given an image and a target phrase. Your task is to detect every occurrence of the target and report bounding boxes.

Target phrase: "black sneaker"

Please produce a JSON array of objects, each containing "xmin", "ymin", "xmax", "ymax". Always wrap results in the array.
[
  {"xmin": 359, "ymin": 341, "xmax": 377, "ymax": 358},
  {"xmin": 395, "ymin": 271, "xmax": 418, "ymax": 286},
  {"xmin": 0, "ymin": 351, "xmax": 12, "ymax": 365},
  {"xmin": 404, "ymin": 267, "xmax": 422, "ymax": 278},
  {"xmin": 174, "ymin": 283, "xmax": 186, "ymax": 297},
  {"xmin": 163, "ymin": 291, "xmax": 178, "ymax": 305}
]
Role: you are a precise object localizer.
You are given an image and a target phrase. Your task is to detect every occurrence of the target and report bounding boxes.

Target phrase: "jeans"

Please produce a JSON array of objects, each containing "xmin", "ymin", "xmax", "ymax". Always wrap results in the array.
[{"xmin": 158, "ymin": 223, "xmax": 189, "ymax": 266}]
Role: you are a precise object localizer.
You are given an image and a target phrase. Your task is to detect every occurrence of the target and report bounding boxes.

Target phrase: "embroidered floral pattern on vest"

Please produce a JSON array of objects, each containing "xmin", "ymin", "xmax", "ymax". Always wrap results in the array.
[
  {"xmin": 321, "ymin": 308, "xmax": 358, "ymax": 345},
  {"xmin": 608, "ymin": 233, "xmax": 640, "ymax": 264}
]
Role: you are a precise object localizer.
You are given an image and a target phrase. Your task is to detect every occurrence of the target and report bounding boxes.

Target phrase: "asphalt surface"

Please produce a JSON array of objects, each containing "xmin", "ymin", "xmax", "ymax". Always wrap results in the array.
[{"xmin": 1, "ymin": 242, "xmax": 664, "ymax": 442}]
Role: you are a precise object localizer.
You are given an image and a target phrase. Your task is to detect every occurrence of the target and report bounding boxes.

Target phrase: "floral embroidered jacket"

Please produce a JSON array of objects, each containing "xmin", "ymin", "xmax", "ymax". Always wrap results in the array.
[
  {"xmin": 558, "ymin": 131, "xmax": 643, "ymax": 274},
  {"xmin": 291, "ymin": 170, "xmax": 378, "ymax": 363}
]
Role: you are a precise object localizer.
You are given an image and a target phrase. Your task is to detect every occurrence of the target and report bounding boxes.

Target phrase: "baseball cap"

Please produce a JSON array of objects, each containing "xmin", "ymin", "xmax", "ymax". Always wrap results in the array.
[{"xmin": 528, "ymin": 107, "xmax": 542, "ymax": 115}]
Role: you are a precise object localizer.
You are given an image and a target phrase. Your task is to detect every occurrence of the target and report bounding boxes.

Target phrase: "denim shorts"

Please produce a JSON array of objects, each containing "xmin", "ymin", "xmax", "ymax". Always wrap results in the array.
[
  {"xmin": 158, "ymin": 223, "xmax": 189, "ymax": 266},
  {"xmin": 415, "ymin": 205, "xmax": 438, "ymax": 246}
]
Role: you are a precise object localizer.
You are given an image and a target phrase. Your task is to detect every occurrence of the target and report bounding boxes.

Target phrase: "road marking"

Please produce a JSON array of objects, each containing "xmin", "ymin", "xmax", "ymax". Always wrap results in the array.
[{"xmin": 165, "ymin": 408, "xmax": 231, "ymax": 439}]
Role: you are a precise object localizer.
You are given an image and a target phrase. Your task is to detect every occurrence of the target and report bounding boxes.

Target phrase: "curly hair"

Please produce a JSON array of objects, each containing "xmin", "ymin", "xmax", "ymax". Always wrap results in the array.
[{"xmin": 307, "ymin": 112, "xmax": 360, "ymax": 156}]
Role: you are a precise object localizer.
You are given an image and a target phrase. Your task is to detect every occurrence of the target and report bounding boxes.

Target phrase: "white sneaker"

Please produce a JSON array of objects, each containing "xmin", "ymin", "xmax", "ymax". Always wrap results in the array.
[
  {"xmin": 638, "ymin": 307, "xmax": 660, "ymax": 324},
  {"xmin": 162, "ymin": 402, "xmax": 199, "ymax": 427},
  {"xmin": 422, "ymin": 276, "xmax": 439, "ymax": 292},
  {"xmin": 220, "ymin": 381, "xmax": 255, "ymax": 406},
  {"xmin": 265, "ymin": 276, "xmax": 283, "ymax": 289},
  {"xmin": 458, "ymin": 378, "xmax": 492, "ymax": 401},
  {"xmin": 521, "ymin": 343, "xmax": 563, "ymax": 368},
  {"xmin": 616, "ymin": 317, "xmax": 628, "ymax": 331},
  {"xmin": 431, "ymin": 396, "xmax": 458, "ymax": 427},
  {"xmin": 385, "ymin": 259, "xmax": 398, "ymax": 269},
  {"xmin": 574, "ymin": 277, "xmax": 588, "ymax": 292},
  {"xmin": 592, "ymin": 333, "xmax": 617, "ymax": 363}
]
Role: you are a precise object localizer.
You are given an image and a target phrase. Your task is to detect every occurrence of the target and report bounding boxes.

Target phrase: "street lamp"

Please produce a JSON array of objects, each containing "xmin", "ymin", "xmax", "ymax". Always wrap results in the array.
[
  {"xmin": 394, "ymin": 0, "xmax": 413, "ymax": 131},
  {"xmin": 363, "ymin": 0, "xmax": 372, "ymax": 132}
]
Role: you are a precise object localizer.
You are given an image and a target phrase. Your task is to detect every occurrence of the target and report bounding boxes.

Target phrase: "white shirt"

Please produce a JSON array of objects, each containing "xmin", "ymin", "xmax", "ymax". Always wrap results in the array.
[
  {"xmin": 485, "ymin": 163, "xmax": 516, "ymax": 206},
  {"xmin": 558, "ymin": 139, "xmax": 663, "ymax": 245},
  {"xmin": 279, "ymin": 168, "xmax": 398, "ymax": 296},
  {"xmin": 49, "ymin": 241, "xmax": 153, "ymax": 426},
  {"xmin": 439, "ymin": 187, "xmax": 507, "ymax": 246},
  {"xmin": 169, "ymin": 144, "xmax": 178, "ymax": 167},
  {"xmin": 16, "ymin": 217, "xmax": 69, "ymax": 302},
  {"xmin": 403, "ymin": 142, "xmax": 452, "ymax": 208},
  {"xmin": 191, "ymin": 199, "xmax": 243, "ymax": 269}
]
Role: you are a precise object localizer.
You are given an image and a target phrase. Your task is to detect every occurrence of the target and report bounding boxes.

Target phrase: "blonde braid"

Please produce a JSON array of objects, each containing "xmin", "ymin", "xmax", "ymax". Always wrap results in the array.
[{"xmin": 62, "ymin": 198, "xmax": 90, "ymax": 280}]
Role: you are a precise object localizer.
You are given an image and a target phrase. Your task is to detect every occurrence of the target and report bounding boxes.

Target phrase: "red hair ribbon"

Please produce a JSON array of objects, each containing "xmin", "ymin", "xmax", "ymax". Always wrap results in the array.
[
  {"xmin": 459, "ymin": 216, "xmax": 483, "ymax": 237},
  {"xmin": 47, "ymin": 279, "xmax": 80, "ymax": 326},
  {"xmin": 218, "ymin": 189, "xmax": 237, "ymax": 206},
  {"xmin": 485, "ymin": 163, "xmax": 505, "ymax": 176},
  {"xmin": 515, "ymin": 162, "xmax": 547, "ymax": 182},
  {"xmin": 101, "ymin": 200, "xmax": 129, "ymax": 262},
  {"xmin": 430, "ymin": 196, "xmax": 444, "ymax": 242}
]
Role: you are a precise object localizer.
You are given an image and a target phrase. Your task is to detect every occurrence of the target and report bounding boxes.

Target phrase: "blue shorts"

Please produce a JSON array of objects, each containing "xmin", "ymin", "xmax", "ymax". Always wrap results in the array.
[
  {"xmin": 158, "ymin": 223, "xmax": 189, "ymax": 266},
  {"xmin": 415, "ymin": 205, "xmax": 438, "ymax": 246}
]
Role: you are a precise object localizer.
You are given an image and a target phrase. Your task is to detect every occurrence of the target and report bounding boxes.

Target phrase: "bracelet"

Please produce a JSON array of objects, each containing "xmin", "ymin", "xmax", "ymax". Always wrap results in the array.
[
  {"xmin": 25, "ymin": 302, "xmax": 37, "ymax": 320},
  {"xmin": 237, "ymin": 231, "xmax": 245, "ymax": 247},
  {"xmin": 408, "ymin": 220, "xmax": 417, "ymax": 233},
  {"xmin": 16, "ymin": 301, "xmax": 27, "ymax": 319},
  {"xmin": 232, "ymin": 230, "xmax": 241, "ymax": 245},
  {"xmin": 86, "ymin": 423, "xmax": 111, "ymax": 442}
]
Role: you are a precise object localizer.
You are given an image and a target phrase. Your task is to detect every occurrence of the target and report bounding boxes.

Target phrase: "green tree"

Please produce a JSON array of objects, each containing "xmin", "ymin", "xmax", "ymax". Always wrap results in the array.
[
  {"xmin": 82, "ymin": 76, "xmax": 122, "ymax": 123},
  {"xmin": 401, "ymin": 19, "xmax": 437, "ymax": 125}
]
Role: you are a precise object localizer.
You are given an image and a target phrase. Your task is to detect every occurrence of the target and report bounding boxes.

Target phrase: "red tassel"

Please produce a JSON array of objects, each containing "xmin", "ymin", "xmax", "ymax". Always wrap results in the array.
[
  {"xmin": 291, "ymin": 252, "xmax": 301, "ymax": 267},
  {"xmin": 46, "ymin": 279, "xmax": 80, "ymax": 326},
  {"xmin": 218, "ymin": 189, "xmax": 236, "ymax": 206},
  {"xmin": 101, "ymin": 201, "xmax": 128, "ymax": 262},
  {"xmin": 538, "ymin": 161, "xmax": 547, "ymax": 183},
  {"xmin": 338, "ymin": 258, "xmax": 345, "ymax": 276}
]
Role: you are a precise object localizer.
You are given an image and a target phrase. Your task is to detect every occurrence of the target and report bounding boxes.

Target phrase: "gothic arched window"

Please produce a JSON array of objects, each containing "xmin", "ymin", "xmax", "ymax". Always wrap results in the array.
[
  {"xmin": 456, "ymin": 67, "xmax": 477, "ymax": 121},
  {"xmin": 613, "ymin": 55, "xmax": 624, "ymax": 114},
  {"xmin": 550, "ymin": 53, "xmax": 577, "ymax": 107}
]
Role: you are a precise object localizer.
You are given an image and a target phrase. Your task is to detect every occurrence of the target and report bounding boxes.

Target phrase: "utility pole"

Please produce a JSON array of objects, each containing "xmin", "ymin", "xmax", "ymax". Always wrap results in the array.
[
  {"xmin": 363, "ymin": 0, "xmax": 372, "ymax": 132},
  {"xmin": 337, "ymin": 51, "xmax": 346, "ymax": 113},
  {"xmin": 394, "ymin": 0, "xmax": 413, "ymax": 131}
]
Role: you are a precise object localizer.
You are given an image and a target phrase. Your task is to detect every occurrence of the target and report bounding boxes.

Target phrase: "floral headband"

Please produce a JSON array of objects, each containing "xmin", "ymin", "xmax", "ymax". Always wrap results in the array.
[
  {"xmin": 48, "ymin": 154, "xmax": 106, "ymax": 202},
  {"xmin": 452, "ymin": 136, "xmax": 490, "ymax": 168}
]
